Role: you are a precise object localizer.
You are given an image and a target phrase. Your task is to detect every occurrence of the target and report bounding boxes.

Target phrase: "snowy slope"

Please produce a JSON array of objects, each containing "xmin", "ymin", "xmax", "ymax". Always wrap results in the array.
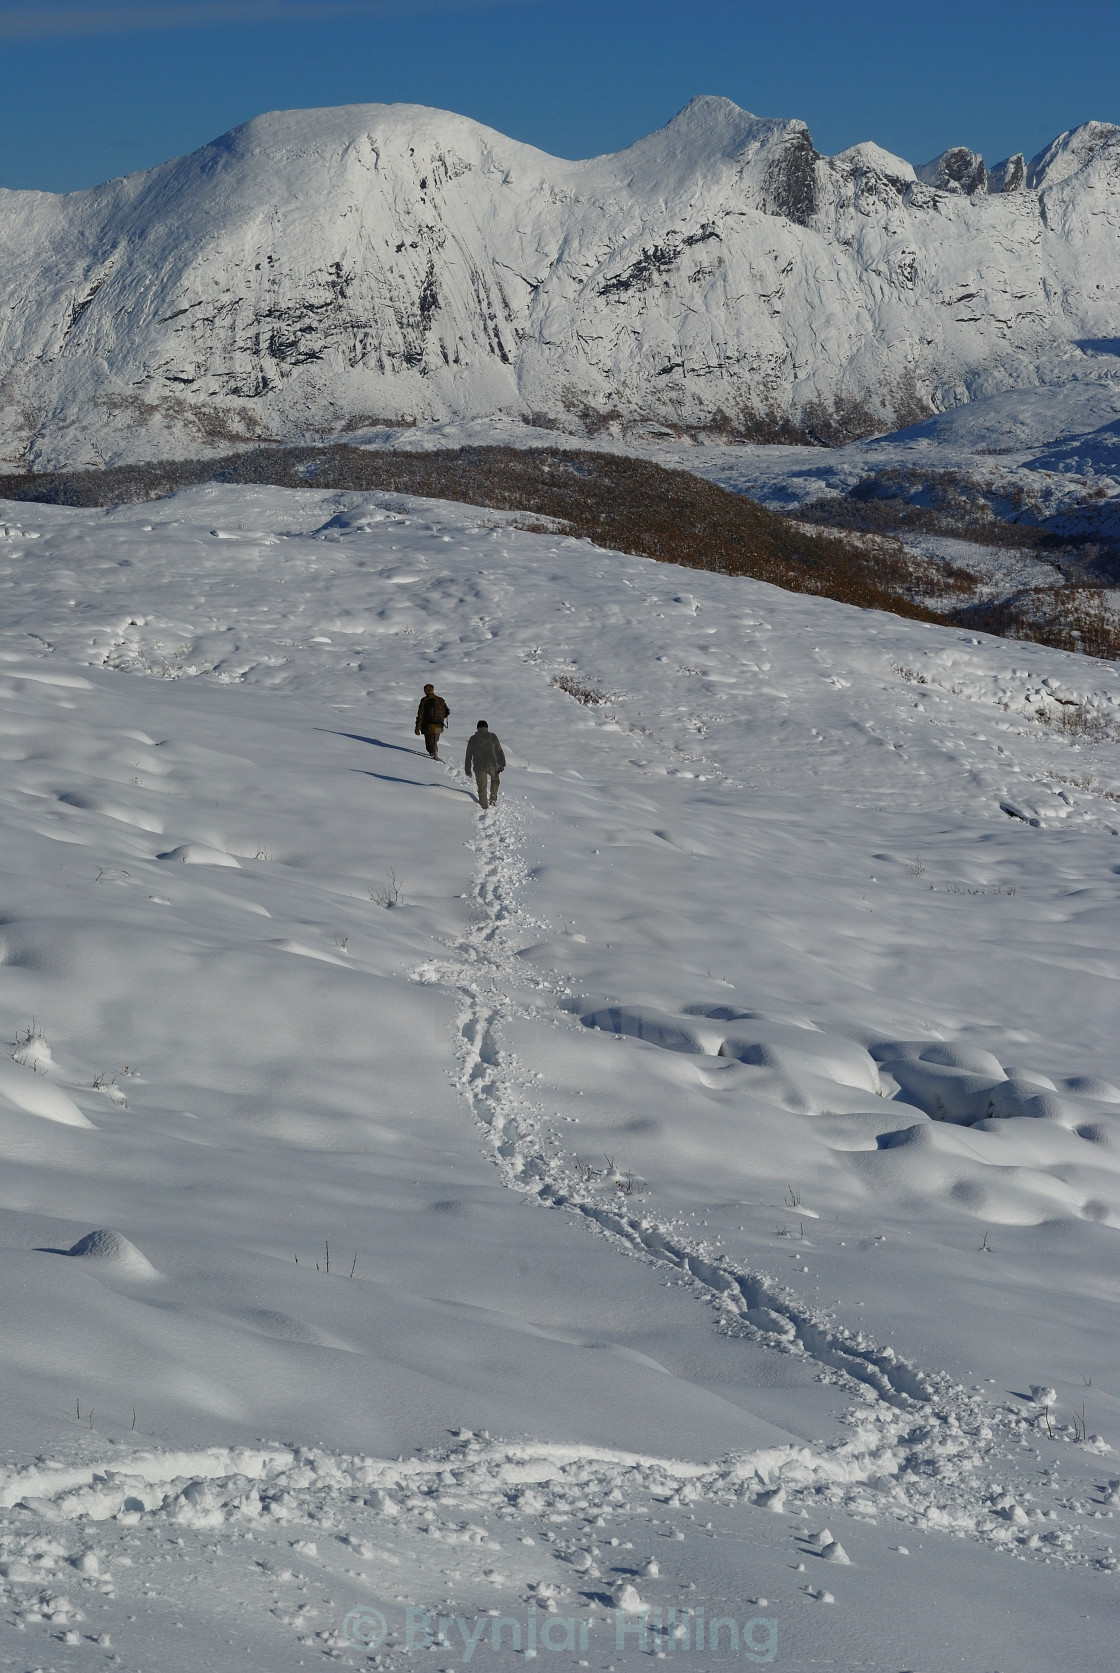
[
  {"xmin": 0, "ymin": 485, "xmax": 1116, "ymax": 1669},
  {"xmin": 1, "ymin": 98, "xmax": 1120, "ymax": 468}
]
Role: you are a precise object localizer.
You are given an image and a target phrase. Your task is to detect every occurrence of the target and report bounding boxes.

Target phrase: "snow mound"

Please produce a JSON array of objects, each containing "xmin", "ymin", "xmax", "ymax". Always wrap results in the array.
[
  {"xmin": 64, "ymin": 1229, "xmax": 159, "ymax": 1279},
  {"xmin": 0, "ymin": 1061, "xmax": 93, "ymax": 1128},
  {"xmin": 156, "ymin": 843, "xmax": 240, "ymax": 867},
  {"xmin": 7, "ymin": 1027, "xmax": 52, "ymax": 1071},
  {"xmin": 56, "ymin": 789, "xmax": 163, "ymax": 832},
  {"xmin": 573, "ymin": 990, "xmax": 1120, "ymax": 1235}
]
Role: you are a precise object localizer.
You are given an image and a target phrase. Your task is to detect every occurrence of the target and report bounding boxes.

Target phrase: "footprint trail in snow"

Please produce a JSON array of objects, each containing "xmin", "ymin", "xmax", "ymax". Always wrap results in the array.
[
  {"xmin": 0, "ymin": 484, "xmax": 1116, "ymax": 1671},
  {"xmin": 416, "ymin": 787, "xmax": 1119, "ymax": 1582}
]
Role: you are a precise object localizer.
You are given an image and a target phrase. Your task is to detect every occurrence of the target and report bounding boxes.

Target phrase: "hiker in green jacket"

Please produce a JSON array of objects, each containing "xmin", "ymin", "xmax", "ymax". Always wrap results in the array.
[{"xmin": 415, "ymin": 684, "xmax": 450, "ymax": 758}]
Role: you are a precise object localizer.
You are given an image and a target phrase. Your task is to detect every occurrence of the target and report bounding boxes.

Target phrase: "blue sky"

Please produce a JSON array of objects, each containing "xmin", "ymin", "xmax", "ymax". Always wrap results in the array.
[{"xmin": 1, "ymin": 0, "xmax": 1117, "ymax": 193}]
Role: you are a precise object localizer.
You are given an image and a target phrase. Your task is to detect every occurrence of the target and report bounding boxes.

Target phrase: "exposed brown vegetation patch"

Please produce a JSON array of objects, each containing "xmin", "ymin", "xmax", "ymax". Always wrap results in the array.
[
  {"xmin": 789, "ymin": 520, "xmax": 978, "ymax": 598},
  {"xmin": 1, "ymin": 443, "xmax": 1117, "ymax": 661},
  {"xmin": 552, "ymin": 674, "xmax": 612, "ymax": 706},
  {"xmin": 799, "ymin": 464, "xmax": 1120, "ymax": 578},
  {"xmin": 800, "ymin": 466, "xmax": 1050, "ymax": 545},
  {"xmin": 955, "ymin": 585, "xmax": 1120, "ymax": 664}
]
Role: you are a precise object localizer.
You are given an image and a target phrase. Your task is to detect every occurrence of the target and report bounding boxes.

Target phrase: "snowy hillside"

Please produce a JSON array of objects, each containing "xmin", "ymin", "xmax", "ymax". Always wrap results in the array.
[
  {"xmin": 1, "ymin": 97, "xmax": 1119, "ymax": 467},
  {"xmin": 0, "ymin": 483, "xmax": 1117, "ymax": 1670}
]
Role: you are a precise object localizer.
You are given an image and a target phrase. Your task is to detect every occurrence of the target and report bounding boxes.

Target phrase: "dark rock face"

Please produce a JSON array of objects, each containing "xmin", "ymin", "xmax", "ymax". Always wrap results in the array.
[
  {"xmin": 989, "ymin": 153, "xmax": 1026, "ymax": 193},
  {"xmin": 762, "ymin": 129, "xmax": 820, "ymax": 225},
  {"xmin": 597, "ymin": 224, "xmax": 721, "ymax": 300},
  {"xmin": 916, "ymin": 147, "xmax": 988, "ymax": 195}
]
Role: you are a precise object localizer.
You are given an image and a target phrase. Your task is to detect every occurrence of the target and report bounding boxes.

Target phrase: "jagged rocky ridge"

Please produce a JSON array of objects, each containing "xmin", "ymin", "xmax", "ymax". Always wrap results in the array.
[{"xmin": 0, "ymin": 97, "xmax": 1118, "ymax": 466}]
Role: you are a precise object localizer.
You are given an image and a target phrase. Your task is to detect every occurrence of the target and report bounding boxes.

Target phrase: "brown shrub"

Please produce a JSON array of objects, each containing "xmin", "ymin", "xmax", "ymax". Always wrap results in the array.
[
  {"xmin": 951, "ymin": 585, "xmax": 1120, "ymax": 663},
  {"xmin": 798, "ymin": 467, "xmax": 1050, "ymax": 546},
  {"xmin": 552, "ymin": 674, "xmax": 612, "ymax": 706}
]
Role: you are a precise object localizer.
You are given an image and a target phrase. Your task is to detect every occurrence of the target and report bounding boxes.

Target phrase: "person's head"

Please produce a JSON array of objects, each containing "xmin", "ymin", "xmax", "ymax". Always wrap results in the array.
[
  {"xmin": 476, "ymin": 720, "xmax": 488, "ymax": 730},
  {"xmin": 424, "ymin": 683, "xmax": 434, "ymax": 695}
]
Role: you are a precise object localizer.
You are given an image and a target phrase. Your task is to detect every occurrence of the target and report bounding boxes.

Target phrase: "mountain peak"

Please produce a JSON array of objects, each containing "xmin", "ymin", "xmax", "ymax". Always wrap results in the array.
[
  {"xmin": 916, "ymin": 146, "xmax": 988, "ymax": 195},
  {"xmin": 605, "ymin": 95, "xmax": 811, "ymax": 191},
  {"xmin": 1028, "ymin": 119, "xmax": 1120, "ymax": 189},
  {"xmin": 0, "ymin": 98, "xmax": 1116, "ymax": 468}
]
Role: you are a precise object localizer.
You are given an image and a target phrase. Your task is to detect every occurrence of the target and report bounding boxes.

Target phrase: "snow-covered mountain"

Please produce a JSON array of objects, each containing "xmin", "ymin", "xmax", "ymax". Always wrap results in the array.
[{"xmin": 1, "ymin": 96, "xmax": 1118, "ymax": 468}]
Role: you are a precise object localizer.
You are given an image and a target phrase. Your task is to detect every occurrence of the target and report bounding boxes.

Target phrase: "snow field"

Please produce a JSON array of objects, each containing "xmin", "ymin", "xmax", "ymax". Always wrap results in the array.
[
  {"xmin": 0, "ymin": 1432, "xmax": 1114, "ymax": 1672},
  {"xmin": 0, "ymin": 482, "xmax": 1116, "ymax": 1669}
]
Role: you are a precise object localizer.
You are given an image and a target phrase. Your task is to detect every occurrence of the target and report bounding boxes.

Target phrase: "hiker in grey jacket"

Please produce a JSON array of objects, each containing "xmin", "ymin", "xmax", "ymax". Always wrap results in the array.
[{"xmin": 464, "ymin": 721, "xmax": 506, "ymax": 809}]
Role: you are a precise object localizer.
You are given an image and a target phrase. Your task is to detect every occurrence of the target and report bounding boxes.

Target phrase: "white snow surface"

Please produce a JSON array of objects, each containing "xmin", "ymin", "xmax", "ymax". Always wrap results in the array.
[
  {"xmin": 0, "ymin": 483, "xmax": 1116, "ymax": 1669},
  {"xmin": 2, "ymin": 96, "xmax": 1120, "ymax": 467}
]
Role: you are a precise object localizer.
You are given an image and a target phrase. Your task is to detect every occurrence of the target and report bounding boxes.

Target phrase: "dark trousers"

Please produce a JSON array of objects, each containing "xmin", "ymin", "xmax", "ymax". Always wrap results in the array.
[
  {"xmin": 423, "ymin": 725, "xmax": 443, "ymax": 758},
  {"xmin": 474, "ymin": 769, "xmax": 500, "ymax": 808}
]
